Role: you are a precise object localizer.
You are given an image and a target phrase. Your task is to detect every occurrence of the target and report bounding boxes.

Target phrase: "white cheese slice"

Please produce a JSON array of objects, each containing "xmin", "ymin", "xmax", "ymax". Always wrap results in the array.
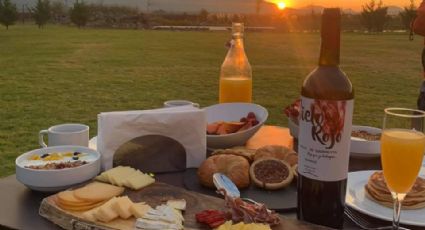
[
  {"xmin": 166, "ymin": 199, "xmax": 186, "ymax": 211},
  {"xmin": 135, "ymin": 218, "xmax": 180, "ymax": 230}
]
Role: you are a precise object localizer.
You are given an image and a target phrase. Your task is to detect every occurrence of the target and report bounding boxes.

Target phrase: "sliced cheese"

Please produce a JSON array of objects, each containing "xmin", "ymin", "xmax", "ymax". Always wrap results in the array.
[
  {"xmin": 95, "ymin": 173, "xmax": 108, "ymax": 182},
  {"xmin": 57, "ymin": 200, "xmax": 104, "ymax": 212},
  {"xmin": 96, "ymin": 166, "xmax": 123, "ymax": 183},
  {"xmin": 172, "ymin": 208, "xmax": 184, "ymax": 221},
  {"xmin": 94, "ymin": 197, "xmax": 119, "ymax": 223},
  {"xmin": 73, "ymin": 182, "xmax": 124, "ymax": 202},
  {"xmin": 112, "ymin": 196, "xmax": 134, "ymax": 219},
  {"xmin": 135, "ymin": 218, "xmax": 180, "ymax": 230},
  {"xmin": 166, "ymin": 199, "xmax": 186, "ymax": 211},
  {"xmin": 230, "ymin": 222, "xmax": 244, "ymax": 230},
  {"xmin": 122, "ymin": 170, "xmax": 143, "ymax": 188},
  {"xmin": 215, "ymin": 221, "xmax": 271, "ymax": 230},
  {"xmin": 130, "ymin": 202, "xmax": 152, "ymax": 218},
  {"xmin": 57, "ymin": 190, "xmax": 87, "ymax": 204},
  {"xmin": 127, "ymin": 173, "xmax": 155, "ymax": 190},
  {"xmin": 81, "ymin": 207, "xmax": 100, "ymax": 222},
  {"xmin": 107, "ymin": 166, "xmax": 136, "ymax": 187},
  {"xmin": 95, "ymin": 166, "xmax": 155, "ymax": 190}
]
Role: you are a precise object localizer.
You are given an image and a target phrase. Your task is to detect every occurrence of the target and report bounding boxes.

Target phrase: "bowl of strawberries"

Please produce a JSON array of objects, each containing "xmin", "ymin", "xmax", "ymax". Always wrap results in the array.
[{"xmin": 206, "ymin": 103, "xmax": 268, "ymax": 149}]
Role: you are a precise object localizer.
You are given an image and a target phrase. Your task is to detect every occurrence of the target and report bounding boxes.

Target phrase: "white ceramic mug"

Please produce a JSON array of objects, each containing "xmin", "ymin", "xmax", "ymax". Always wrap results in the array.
[
  {"xmin": 39, "ymin": 124, "xmax": 89, "ymax": 148},
  {"xmin": 163, "ymin": 100, "xmax": 200, "ymax": 108}
]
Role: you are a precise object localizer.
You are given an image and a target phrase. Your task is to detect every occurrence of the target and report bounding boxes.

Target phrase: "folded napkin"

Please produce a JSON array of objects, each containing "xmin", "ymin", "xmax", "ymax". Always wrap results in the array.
[{"xmin": 97, "ymin": 106, "xmax": 206, "ymax": 171}]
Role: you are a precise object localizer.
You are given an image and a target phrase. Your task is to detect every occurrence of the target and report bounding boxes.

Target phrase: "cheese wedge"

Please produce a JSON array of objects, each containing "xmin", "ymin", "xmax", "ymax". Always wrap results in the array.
[
  {"xmin": 130, "ymin": 202, "xmax": 152, "ymax": 218},
  {"xmin": 94, "ymin": 197, "xmax": 119, "ymax": 223},
  {"xmin": 73, "ymin": 182, "xmax": 124, "ymax": 202},
  {"xmin": 112, "ymin": 196, "xmax": 134, "ymax": 219},
  {"xmin": 166, "ymin": 199, "xmax": 186, "ymax": 211},
  {"xmin": 81, "ymin": 207, "xmax": 100, "ymax": 222},
  {"xmin": 135, "ymin": 218, "xmax": 180, "ymax": 230}
]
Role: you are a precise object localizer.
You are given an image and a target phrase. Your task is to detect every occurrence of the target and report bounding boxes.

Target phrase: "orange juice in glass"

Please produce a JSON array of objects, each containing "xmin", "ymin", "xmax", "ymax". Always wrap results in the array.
[
  {"xmin": 381, "ymin": 129, "xmax": 425, "ymax": 193},
  {"xmin": 219, "ymin": 77, "xmax": 252, "ymax": 103},
  {"xmin": 380, "ymin": 108, "xmax": 425, "ymax": 230}
]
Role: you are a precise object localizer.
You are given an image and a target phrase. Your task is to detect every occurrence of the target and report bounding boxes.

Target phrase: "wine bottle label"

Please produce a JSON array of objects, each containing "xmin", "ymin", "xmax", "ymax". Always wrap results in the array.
[{"xmin": 298, "ymin": 96, "xmax": 354, "ymax": 181}]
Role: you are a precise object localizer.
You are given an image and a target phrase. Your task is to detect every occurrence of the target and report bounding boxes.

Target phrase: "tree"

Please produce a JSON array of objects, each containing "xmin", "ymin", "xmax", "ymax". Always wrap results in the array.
[
  {"xmin": 198, "ymin": 8, "xmax": 208, "ymax": 23},
  {"xmin": 400, "ymin": 0, "xmax": 417, "ymax": 30},
  {"xmin": 256, "ymin": 0, "xmax": 262, "ymax": 14},
  {"xmin": 50, "ymin": 1, "xmax": 67, "ymax": 24},
  {"xmin": 0, "ymin": 0, "xmax": 18, "ymax": 29},
  {"xmin": 361, "ymin": 0, "xmax": 389, "ymax": 32},
  {"xmin": 31, "ymin": 0, "xmax": 51, "ymax": 28},
  {"xmin": 70, "ymin": 0, "xmax": 89, "ymax": 28}
]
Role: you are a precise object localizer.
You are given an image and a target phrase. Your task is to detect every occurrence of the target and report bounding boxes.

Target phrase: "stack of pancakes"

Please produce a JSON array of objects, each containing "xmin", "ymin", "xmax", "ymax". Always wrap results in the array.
[{"xmin": 365, "ymin": 171, "xmax": 425, "ymax": 209}]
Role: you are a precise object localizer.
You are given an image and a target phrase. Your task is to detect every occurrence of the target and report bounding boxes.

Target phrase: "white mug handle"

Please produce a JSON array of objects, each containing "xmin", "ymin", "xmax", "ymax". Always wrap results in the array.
[
  {"xmin": 193, "ymin": 103, "xmax": 200, "ymax": 108},
  {"xmin": 39, "ymin": 130, "xmax": 48, "ymax": 148}
]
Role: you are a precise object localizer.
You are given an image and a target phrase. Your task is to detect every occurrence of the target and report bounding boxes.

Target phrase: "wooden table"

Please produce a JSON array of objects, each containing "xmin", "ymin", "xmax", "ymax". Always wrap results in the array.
[{"xmin": 0, "ymin": 156, "xmax": 422, "ymax": 230}]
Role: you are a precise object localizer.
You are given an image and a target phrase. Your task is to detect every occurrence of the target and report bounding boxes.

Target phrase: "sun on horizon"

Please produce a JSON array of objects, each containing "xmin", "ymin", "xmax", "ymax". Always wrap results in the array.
[{"xmin": 277, "ymin": 2, "xmax": 287, "ymax": 10}]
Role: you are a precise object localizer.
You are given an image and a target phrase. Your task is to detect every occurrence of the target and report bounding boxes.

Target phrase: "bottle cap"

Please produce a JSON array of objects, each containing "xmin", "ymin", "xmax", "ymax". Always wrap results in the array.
[{"xmin": 232, "ymin": 22, "xmax": 244, "ymax": 37}]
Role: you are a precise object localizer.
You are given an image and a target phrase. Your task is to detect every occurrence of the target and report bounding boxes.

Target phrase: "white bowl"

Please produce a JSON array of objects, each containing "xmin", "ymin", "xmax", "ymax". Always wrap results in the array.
[
  {"xmin": 16, "ymin": 145, "xmax": 101, "ymax": 192},
  {"xmin": 350, "ymin": 125, "xmax": 381, "ymax": 158},
  {"xmin": 205, "ymin": 103, "xmax": 268, "ymax": 149}
]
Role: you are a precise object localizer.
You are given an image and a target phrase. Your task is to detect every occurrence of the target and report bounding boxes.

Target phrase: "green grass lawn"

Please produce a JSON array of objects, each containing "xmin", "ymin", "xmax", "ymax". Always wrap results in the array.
[{"xmin": 0, "ymin": 25, "xmax": 423, "ymax": 177}]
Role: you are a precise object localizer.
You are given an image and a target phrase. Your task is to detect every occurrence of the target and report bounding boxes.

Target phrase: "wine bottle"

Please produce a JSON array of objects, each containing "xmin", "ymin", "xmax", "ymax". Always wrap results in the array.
[
  {"xmin": 219, "ymin": 22, "xmax": 252, "ymax": 103},
  {"xmin": 297, "ymin": 8, "xmax": 354, "ymax": 229}
]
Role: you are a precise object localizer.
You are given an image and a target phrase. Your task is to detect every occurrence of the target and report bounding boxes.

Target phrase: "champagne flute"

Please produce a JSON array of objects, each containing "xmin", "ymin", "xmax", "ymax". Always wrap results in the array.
[{"xmin": 381, "ymin": 108, "xmax": 425, "ymax": 229}]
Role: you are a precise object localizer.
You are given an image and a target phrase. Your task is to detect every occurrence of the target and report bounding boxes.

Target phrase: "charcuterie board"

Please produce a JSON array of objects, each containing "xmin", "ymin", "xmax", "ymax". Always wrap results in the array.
[
  {"xmin": 183, "ymin": 168, "xmax": 297, "ymax": 211},
  {"xmin": 39, "ymin": 182, "xmax": 328, "ymax": 230}
]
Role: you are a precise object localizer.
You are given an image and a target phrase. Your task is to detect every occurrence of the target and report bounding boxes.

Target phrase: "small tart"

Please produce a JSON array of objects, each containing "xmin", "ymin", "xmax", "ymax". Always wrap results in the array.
[
  {"xmin": 249, "ymin": 157, "xmax": 294, "ymax": 190},
  {"xmin": 254, "ymin": 145, "xmax": 298, "ymax": 166}
]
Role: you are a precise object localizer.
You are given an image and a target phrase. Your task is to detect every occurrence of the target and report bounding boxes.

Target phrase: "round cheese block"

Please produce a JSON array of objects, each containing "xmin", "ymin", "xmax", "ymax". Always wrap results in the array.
[
  {"xmin": 73, "ymin": 182, "xmax": 124, "ymax": 202},
  {"xmin": 56, "ymin": 199, "xmax": 105, "ymax": 211}
]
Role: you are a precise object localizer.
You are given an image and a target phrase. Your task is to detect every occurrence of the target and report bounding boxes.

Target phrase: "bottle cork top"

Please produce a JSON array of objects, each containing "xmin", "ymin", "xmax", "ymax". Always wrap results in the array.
[{"xmin": 232, "ymin": 23, "xmax": 244, "ymax": 38}]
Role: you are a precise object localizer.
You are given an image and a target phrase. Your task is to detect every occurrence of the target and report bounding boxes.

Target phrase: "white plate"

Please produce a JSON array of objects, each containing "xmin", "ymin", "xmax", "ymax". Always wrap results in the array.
[
  {"xmin": 350, "ymin": 125, "xmax": 381, "ymax": 158},
  {"xmin": 346, "ymin": 168, "xmax": 425, "ymax": 226}
]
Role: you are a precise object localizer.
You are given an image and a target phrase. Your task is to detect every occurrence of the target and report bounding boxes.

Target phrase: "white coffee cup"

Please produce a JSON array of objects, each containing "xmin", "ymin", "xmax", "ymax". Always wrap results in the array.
[
  {"xmin": 163, "ymin": 100, "xmax": 200, "ymax": 108},
  {"xmin": 39, "ymin": 124, "xmax": 89, "ymax": 148}
]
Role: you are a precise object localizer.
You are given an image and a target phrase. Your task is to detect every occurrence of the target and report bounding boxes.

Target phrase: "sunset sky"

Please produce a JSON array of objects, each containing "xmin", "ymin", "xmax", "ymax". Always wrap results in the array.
[
  {"xmin": 16, "ymin": 0, "xmax": 416, "ymax": 12},
  {"xmin": 267, "ymin": 0, "xmax": 412, "ymax": 10}
]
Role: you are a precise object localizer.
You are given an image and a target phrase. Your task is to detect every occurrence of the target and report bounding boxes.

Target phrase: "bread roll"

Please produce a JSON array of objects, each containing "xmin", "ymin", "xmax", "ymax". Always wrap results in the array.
[{"xmin": 197, "ymin": 154, "xmax": 250, "ymax": 189}]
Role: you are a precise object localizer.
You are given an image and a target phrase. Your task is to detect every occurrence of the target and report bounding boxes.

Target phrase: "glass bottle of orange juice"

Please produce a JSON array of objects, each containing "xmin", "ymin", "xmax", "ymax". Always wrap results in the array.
[{"xmin": 219, "ymin": 23, "xmax": 252, "ymax": 103}]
